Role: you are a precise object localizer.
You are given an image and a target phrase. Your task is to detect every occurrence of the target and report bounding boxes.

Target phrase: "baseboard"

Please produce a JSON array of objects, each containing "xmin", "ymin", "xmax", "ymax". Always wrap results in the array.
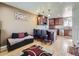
[{"xmin": 0, "ymin": 45, "xmax": 7, "ymax": 51}]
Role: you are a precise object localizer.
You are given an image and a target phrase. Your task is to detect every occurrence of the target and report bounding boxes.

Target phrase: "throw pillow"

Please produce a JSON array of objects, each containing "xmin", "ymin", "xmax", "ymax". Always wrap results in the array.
[
  {"xmin": 12, "ymin": 33, "xmax": 18, "ymax": 38},
  {"xmin": 18, "ymin": 33, "xmax": 25, "ymax": 38}
]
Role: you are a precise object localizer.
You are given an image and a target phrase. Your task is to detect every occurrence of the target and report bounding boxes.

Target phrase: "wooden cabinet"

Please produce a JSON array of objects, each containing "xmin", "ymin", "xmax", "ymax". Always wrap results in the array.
[
  {"xmin": 54, "ymin": 18, "xmax": 63, "ymax": 25},
  {"xmin": 49, "ymin": 18, "xmax": 55, "ymax": 29},
  {"xmin": 37, "ymin": 15, "xmax": 47, "ymax": 25},
  {"xmin": 64, "ymin": 29, "xmax": 72, "ymax": 36},
  {"xmin": 49, "ymin": 17, "xmax": 63, "ymax": 31},
  {"xmin": 49, "ymin": 18, "xmax": 63, "ymax": 29},
  {"xmin": 54, "ymin": 18, "xmax": 59, "ymax": 25},
  {"xmin": 57, "ymin": 29, "xmax": 59, "ymax": 35}
]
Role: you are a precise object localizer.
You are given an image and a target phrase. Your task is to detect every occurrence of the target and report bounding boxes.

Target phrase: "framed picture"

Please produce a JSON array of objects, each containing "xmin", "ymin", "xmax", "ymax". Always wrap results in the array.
[
  {"xmin": 37, "ymin": 15, "xmax": 47, "ymax": 25},
  {"xmin": 15, "ymin": 12, "xmax": 24, "ymax": 20}
]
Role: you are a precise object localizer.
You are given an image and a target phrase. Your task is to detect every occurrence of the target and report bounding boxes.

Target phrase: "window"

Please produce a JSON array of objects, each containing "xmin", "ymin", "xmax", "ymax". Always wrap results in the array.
[
  {"xmin": 63, "ymin": 6, "xmax": 72, "ymax": 27},
  {"xmin": 64, "ymin": 17, "xmax": 72, "ymax": 27}
]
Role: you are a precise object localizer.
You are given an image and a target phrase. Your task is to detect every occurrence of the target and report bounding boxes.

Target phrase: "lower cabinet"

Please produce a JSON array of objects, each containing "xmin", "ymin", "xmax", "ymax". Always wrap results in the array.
[{"xmin": 64, "ymin": 29, "xmax": 72, "ymax": 36}]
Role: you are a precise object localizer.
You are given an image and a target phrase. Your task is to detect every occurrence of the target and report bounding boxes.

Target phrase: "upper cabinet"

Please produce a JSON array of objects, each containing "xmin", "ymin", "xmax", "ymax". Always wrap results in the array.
[
  {"xmin": 54, "ymin": 18, "xmax": 63, "ymax": 25},
  {"xmin": 37, "ymin": 15, "xmax": 47, "ymax": 25},
  {"xmin": 49, "ymin": 17, "xmax": 63, "ymax": 29},
  {"xmin": 49, "ymin": 18, "xmax": 55, "ymax": 29}
]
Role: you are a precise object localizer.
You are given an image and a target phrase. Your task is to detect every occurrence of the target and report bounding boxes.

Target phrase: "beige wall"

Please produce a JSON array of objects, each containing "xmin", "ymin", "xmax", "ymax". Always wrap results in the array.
[{"xmin": 0, "ymin": 3, "xmax": 37, "ymax": 46}]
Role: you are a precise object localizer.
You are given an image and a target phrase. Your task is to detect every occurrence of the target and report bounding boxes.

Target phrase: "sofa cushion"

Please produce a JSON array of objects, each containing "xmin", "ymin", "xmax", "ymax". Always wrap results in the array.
[
  {"xmin": 12, "ymin": 33, "xmax": 18, "ymax": 38},
  {"xmin": 12, "ymin": 32, "xmax": 29, "ymax": 38},
  {"xmin": 8, "ymin": 35, "xmax": 34, "ymax": 45},
  {"xmin": 18, "ymin": 33, "xmax": 25, "ymax": 38},
  {"xmin": 24, "ymin": 32, "xmax": 28, "ymax": 36}
]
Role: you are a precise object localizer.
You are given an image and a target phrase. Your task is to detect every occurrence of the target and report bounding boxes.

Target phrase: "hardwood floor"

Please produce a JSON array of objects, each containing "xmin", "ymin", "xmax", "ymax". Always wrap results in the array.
[{"xmin": 0, "ymin": 36, "xmax": 73, "ymax": 56}]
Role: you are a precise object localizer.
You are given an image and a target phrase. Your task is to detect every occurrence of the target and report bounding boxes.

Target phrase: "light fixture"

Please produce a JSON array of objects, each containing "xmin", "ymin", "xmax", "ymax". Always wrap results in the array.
[
  {"xmin": 48, "ymin": 9, "xmax": 50, "ymax": 12},
  {"xmin": 48, "ymin": 9, "xmax": 51, "ymax": 17},
  {"xmin": 42, "ymin": 11, "xmax": 44, "ymax": 14},
  {"xmin": 36, "ymin": 9, "xmax": 41, "ymax": 15},
  {"xmin": 36, "ymin": 9, "xmax": 40, "ymax": 13},
  {"xmin": 36, "ymin": 8, "xmax": 51, "ymax": 17},
  {"xmin": 48, "ymin": 14, "xmax": 50, "ymax": 17}
]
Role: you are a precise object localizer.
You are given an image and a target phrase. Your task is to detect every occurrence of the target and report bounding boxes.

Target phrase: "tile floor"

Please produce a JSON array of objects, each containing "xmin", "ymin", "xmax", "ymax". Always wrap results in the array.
[{"xmin": 0, "ymin": 36, "xmax": 73, "ymax": 56}]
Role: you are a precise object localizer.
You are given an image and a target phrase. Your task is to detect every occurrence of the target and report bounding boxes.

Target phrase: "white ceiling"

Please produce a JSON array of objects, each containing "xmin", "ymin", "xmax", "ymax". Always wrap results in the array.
[{"xmin": 3, "ymin": 2, "xmax": 72, "ymax": 18}]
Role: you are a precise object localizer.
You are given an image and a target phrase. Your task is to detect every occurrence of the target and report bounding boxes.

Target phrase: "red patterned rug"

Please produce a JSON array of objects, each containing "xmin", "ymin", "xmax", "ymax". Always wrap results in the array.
[{"xmin": 21, "ymin": 45, "xmax": 52, "ymax": 56}]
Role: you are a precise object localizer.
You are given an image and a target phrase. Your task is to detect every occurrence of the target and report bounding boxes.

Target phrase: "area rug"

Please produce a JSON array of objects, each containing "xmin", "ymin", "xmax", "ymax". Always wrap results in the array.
[{"xmin": 21, "ymin": 45, "xmax": 52, "ymax": 56}]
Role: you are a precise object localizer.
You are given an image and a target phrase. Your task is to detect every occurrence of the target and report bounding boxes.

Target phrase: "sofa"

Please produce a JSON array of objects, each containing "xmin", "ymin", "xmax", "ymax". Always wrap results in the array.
[{"xmin": 7, "ymin": 32, "xmax": 34, "ymax": 51}]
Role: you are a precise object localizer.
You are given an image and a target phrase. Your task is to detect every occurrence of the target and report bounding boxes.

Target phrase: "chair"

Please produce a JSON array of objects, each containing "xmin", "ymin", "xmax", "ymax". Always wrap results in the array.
[
  {"xmin": 41, "ymin": 30, "xmax": 47, "ymax": 38},
  {"xmin": 46, "ymin": 31, "xmax": 54, "ymax": 44},
  {"xmin": 49, "ymin": 32, "xmax": 54, "ymax": 44},
  {"xmin": 37, "ymin": 29, "xmax": 42, "ymax": 38},
  {"xmin": 33, "ymin": 29, "xmax": 37, "ymax": 38}
]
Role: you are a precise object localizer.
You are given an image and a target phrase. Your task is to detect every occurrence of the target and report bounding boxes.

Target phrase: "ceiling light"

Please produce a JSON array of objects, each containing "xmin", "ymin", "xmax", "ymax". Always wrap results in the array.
[
  {"xmin": 36, "ymin": 9, "xmax": 40, "ymax": 13},
  {"xmin": 48, "ymin": 14, "xmax": 50, "ymax": 17},
  {"xmin": 36, "ymin": 10, "xmax": 39, "ymax": 12},
  {"xmin": 48, "ymin": 9, "xmax": 50, "ymax": 12},
  {"xmin": 42, "ymin": 11, "xmax": 44, "ymax": 14}
]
